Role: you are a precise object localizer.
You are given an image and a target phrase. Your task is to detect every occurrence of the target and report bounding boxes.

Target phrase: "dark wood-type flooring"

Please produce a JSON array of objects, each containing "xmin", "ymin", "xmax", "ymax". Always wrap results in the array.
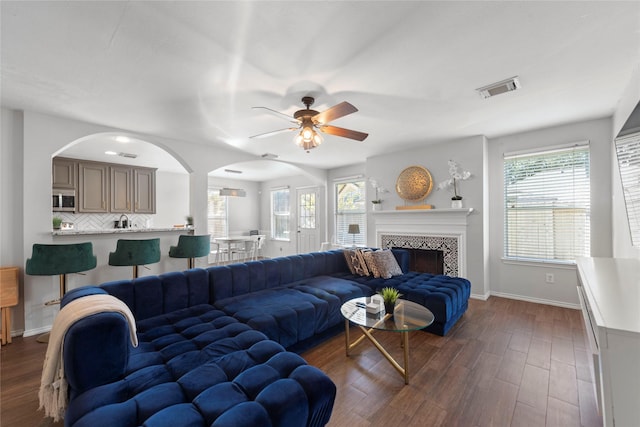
[{"xmin": 1, "ymin": 297, "xmax": 601, "ymax": 427}]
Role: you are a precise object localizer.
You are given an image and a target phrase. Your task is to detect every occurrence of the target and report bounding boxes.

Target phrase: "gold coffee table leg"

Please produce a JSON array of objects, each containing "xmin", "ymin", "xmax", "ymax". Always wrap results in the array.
[{"xmin": 345, "ymin": 321, "xmax": 411, "ymax": 384}]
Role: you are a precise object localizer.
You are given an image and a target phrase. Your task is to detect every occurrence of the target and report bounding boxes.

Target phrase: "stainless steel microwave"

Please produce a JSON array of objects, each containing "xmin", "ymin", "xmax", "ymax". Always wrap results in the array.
[{"xmin": 52, "ymin": 189, "xmax": 76, "ymax": 212}]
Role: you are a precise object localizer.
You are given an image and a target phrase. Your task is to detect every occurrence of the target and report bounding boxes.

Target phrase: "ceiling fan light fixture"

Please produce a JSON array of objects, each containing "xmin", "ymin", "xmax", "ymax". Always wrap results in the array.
[{"xmin": 295, "ymin": 126, "xmax": 322, "ymax": 151}]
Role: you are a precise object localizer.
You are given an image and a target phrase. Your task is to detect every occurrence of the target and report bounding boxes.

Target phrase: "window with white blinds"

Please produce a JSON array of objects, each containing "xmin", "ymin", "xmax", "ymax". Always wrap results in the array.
[
  {"xmin": 271, "ymin": 188, "xmax": 290, "ymax": 241},
  {"xmin": 504, "ymin": 144, "xmax": 590, "ymax": 262},
  {"xmin": 615, "ymin": 132, "xmax": 640, "ymax": 246},
  {"xmin": 335, "ymin": 180, "xmax": 366, "ymax": 246},
  {"xmin": 207, "ymin": 187, "xmax": 228, "ymax": 238}
]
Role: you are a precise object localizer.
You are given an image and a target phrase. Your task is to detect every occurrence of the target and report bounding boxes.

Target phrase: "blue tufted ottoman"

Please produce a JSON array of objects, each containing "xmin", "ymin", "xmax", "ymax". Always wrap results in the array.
[{"xmin": 393, "ymin": 273, "xmax": 471, "ymax": 335}]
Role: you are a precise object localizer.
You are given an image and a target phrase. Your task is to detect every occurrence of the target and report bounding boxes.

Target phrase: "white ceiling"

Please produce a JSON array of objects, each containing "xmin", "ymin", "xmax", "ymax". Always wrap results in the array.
[{"xmin": 2, "ymin": 1, "xmax": 639, "ymax": 179}]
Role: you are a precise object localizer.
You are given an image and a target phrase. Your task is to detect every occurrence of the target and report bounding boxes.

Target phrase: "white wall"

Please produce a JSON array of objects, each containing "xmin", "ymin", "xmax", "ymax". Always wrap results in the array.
[
  {"xmin": 365, "ymin": 136, "xmax": 488, "ymax": 298},
  {"xmin": 207, "ymin": 176, "xmax": 260, "ymax": 236},
  {"xmin": 259, "ymin": 174, "xmax": 323, "ymax": 258},
  {"xmin": 3, "ymin": 108, "xmax": 259, "ymax": 336},
  {"xmin": 1, "ymin": 109, "xmax": 25, "ymax": 332},
  {"xmin": 488, "ymin": 117, "xmax": 613, "ymax": 307},
  {"xmin": 153, "ymin": 171, "xmax": 191, "ymax": 228}
]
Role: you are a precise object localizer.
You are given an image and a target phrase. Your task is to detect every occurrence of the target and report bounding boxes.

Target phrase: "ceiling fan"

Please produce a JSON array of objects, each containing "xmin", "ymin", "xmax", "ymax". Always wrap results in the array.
[{"xmin": 250, "ymin": 96, "xmax": 368, "ymax": 151}]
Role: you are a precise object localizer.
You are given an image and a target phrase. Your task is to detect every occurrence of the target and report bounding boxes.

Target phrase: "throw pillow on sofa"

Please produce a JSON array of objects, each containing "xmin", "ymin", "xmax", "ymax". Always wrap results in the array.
[
  {"xmin": 349, "ymin": 249, "xmax": 370, "ymax": 276},
  {"xmin": 362, "ymin": 250, "xmax": 382, "ymax": 278},
  {"xmin": 369, "ymin": 249, "xmax": 403, "ymax": 279},
  {"xmin": 343, "ymin": 249, "xmax": 357, "ymax": 274}
]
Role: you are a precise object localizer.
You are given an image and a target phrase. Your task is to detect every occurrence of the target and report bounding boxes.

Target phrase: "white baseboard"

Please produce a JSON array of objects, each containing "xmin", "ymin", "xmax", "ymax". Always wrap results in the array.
[
  {"xmin": 489, "ymin": 291, "xmax": 580, "ymax": 310},
  {"xmin": 470, "ymin": 292, "xmax": 490, "ymax": 301},
  {"xmin": 8, "ymin": 328, "xmax": 25, "ymax": 338},
  {"xmin": 23, "ymin": 325, "xmax": 51, "ymax": 338}
]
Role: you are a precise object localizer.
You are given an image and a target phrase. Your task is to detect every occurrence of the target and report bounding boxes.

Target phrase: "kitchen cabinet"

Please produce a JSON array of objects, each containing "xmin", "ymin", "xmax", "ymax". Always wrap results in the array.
[
  {"xmin": 134, "ymin": 168, "xmax": 155, "ymax": 213},
  {"xmin": 110, "ymin": 166, "xmax": 133, "ymax": 213},
  {"xmin": 56, "ymin": 158, "xmax": 155, "ymax": 214},
  {"xmin": 52, "ymin": 157, "xmax": 77, "ymax": 189},
  {"xmin": 78, "ymin": 162, "xmax": 108, "ymax": 213},
  {"xmin": 576, "ymin": 257, "xmax": 640, "ymax": 427}
]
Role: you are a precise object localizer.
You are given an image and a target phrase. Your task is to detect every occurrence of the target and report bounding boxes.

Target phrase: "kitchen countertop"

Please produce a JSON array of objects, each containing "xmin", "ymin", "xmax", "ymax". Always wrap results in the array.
[{"xmin": 52, "ymin": 227, "xmax": 191, "ymax": 236}]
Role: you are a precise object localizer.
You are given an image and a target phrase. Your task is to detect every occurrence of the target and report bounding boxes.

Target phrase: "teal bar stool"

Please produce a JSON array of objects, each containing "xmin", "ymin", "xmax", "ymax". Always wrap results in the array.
[
  {"xmin": 169, "ymin": 234, "xmax": 211, "ymax": 269},
  {"xmin": 109, "ymin": 238, "xmax": 161, "ymax": 278},
  {"xmin": 26, "ymin": 242, "xmax": 97, "ymax": 342}
]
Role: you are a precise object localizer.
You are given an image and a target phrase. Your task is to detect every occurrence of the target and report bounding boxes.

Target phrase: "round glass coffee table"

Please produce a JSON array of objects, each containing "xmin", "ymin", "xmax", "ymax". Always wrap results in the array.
[{"xmin": 341, "ymin": 296, "xmax": 434, "ymax": 384}]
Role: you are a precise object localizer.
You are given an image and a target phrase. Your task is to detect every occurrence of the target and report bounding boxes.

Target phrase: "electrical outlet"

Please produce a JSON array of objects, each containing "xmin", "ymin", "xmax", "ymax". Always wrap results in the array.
[{"xmin": 545, "ymin": 273, "xmax": 555, "ymax": 284}]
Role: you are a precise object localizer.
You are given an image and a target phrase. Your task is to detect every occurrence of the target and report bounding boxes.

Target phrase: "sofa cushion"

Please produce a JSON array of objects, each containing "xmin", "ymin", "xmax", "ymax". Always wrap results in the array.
[
  {"xmin": 66, "ymin": 302, "xmax": 336, "ymax": 427},
  {"xmin": 369, "ymin": 250, "xmax": 403, "ymax": 279},
  {"xmin": 215, "ymin": 276, "xmax": 370, "ymax": 348}
]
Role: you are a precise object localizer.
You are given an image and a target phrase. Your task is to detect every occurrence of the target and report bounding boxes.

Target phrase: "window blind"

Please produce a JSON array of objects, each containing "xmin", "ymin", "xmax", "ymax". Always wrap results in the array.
[
  {"xmin": 207, "ymin": 188, "xmax": 227, "ymax": 238},
  {"xmin": 615, "ymin": 132, "xmax": 640, "ymax": 246},
  {"xmin": 504, "ymin": 144, "xmax": 590, "ymax": 262},
  {"xmin": 335, "ymin": 180, "xmax": 366, "ymax": 246},
  {"xmin": 271, "ymin": 188, "xmax": 290, "ymax": 240}
]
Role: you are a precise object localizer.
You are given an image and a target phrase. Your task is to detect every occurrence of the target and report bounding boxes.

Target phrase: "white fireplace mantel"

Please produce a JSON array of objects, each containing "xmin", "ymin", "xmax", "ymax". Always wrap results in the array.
[
  {"xmin": 372, "ymin": 208, "xmax": 473, "ymax": 226},
  {"xmin": 372, "ymin": 208, "xmax": 473, "ymax": 277}
]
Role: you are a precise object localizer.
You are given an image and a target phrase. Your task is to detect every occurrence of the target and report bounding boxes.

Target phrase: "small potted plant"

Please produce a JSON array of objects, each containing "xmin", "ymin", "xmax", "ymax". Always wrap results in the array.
[
  {"xmin": 185, "ymin": 215, "xmax": 194, "ymax": 228},
  {"xmin": 52, "ymin": 216, "xmax": 63, "ymax": 230},
  {"xmin": 378, "ymin": 287, "xmax": 402, "ymax": 316}
]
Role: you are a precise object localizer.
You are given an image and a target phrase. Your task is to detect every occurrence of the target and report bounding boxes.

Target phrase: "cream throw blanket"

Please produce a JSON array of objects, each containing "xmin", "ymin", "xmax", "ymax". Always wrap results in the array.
[{"xmin": 39, "ymin": 294, "xmax": 138, "ymax": 422}]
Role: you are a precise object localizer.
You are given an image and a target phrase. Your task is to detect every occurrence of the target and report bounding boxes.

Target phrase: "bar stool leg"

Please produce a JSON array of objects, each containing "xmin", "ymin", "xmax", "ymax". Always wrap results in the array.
[{"xmin": 133, "ymin": 265, "xmax": 139, "ymax": 279}]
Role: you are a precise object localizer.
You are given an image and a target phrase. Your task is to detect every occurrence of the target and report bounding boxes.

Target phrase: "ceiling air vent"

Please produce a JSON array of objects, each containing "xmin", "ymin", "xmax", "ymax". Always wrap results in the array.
[
  {"xmin": 476, "ymin": 76, "xmax": 521, "ymax": 99},
  {"xmin": 118, "ymin": 152, "xmax": 138, "ymax": 159}
]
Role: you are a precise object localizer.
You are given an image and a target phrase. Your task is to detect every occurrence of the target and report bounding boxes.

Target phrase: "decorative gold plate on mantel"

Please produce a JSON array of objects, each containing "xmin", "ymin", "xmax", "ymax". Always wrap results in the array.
[{"xmin": 395, "ymin": 166, "xmax": 433, "ymax": 202}]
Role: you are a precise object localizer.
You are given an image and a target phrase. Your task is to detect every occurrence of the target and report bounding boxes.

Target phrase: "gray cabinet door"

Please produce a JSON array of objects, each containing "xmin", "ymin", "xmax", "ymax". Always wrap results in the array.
[
  {"xmin": 78, "ymin": 162, "xmax": 108, "ymax": 212},
  {"xmin": 52, "ymin": 158, "xmax": 77, "ymax": 189},
  {"xmin": 110, "ymin": 166, "xmax": 132, "ymax": 213},
  {"xmin": 134, "ymin": 168, "xmax": 155, "ymax": 213}
]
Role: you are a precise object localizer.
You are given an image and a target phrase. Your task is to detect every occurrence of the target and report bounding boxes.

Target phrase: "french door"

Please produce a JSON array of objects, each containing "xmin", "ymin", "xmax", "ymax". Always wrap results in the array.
[{"xmin": 297, "ymin": 187, "xmax": 319, "ymax": 254}]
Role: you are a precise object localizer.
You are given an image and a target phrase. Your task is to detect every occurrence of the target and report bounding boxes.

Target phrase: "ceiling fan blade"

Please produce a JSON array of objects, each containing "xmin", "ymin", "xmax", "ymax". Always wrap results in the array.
[
  {"xmin": 319, "ymin": 125, "xmax": 368, "ymax": 141},
  {"xmin": 249, "ymin": 127, "xmax": 298, "ymax": 139},
  {"xmin": 252, "ymin": 106, "xmax": 299, "ymax": 124},
  {"xmin": 312, "ymin": 101, "xmax": 358, "ymax": 124}
]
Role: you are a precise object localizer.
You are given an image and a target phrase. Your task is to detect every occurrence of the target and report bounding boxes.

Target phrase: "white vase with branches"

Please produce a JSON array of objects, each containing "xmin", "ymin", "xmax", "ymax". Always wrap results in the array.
[
  {"xmin": 437, "ymin": 160, "xmax": 471, "ymax": 208},
  {"xmin": 368, "ymin": 178, "xmax": 388, "ymax": 211}
]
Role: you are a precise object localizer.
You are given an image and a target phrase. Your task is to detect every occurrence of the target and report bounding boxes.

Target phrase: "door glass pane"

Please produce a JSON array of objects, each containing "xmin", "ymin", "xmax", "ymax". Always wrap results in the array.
[{"xmin": 299, "ymin": 192, "xmax": 316, "ymax": 229}]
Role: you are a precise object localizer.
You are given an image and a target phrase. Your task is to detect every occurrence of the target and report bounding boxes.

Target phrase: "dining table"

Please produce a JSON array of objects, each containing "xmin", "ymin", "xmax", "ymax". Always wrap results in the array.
[{"xmin": 213, "ymin": 236, "xmax": 255, "ymax": 262}]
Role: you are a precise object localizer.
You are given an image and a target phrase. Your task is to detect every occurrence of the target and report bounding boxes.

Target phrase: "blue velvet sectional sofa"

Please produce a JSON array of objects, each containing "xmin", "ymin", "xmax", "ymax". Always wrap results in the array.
[{"xmin": 60, "ymin": 249, "xmax": 470, "ymax": 426}]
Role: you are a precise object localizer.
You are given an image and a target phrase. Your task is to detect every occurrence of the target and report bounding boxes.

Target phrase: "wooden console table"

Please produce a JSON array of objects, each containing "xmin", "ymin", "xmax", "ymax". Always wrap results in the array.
[
  {"xmin": 576, "ymin": 257, "xmax": 640, "ymax": 427},
  {"xmin": 0, "ymin": 267, "xmax": 19, "ymax": 345}
]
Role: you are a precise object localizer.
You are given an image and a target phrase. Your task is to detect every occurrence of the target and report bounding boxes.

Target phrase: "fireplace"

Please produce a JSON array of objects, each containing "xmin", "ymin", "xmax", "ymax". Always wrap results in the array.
[
  {"xmin": 394, "ymin": 248, "xmax": 444, "ymax": 275},
  {"xmin": 373, "ymin": 209, "xmax": 472, "ymax": 278}
]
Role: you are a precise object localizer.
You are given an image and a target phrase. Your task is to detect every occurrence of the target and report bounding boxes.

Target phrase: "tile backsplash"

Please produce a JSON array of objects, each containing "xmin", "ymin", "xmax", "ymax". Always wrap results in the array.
[{"xmin": 53, "ymin": 212, "xmax": 154, "ymax": 230}]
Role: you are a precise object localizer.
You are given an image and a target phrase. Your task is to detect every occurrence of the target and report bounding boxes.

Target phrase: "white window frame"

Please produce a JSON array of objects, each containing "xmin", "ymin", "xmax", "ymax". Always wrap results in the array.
[
  {"xmin": 503, "ymin": 142, "xmax": 590, "ymax": 264},
  {"xmin": 335, "ymin": 179, "xmax": 366, "ymax": 246},
  {"xmin": 207, "ymin": 186, "xmax": 228, "ymax": 238},
  {"xmin": 271, "ymin": 188, "xmax": 290, "ymax": 241}
]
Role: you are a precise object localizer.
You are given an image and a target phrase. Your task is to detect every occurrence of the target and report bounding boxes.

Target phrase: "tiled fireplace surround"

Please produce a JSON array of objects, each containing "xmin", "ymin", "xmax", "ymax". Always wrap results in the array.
[{"xmin": 373, "ymin": 209, "xmax": 473, "ymax": 278}]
